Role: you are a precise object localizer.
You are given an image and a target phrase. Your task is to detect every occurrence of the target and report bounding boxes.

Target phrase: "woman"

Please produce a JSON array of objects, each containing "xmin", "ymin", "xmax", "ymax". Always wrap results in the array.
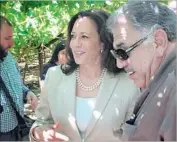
[
  {"xmin": 40, "ymin": 40, "xmax": 67, "ymax": 80},
  {"xmin": 30, "ymin": 10, "xmax": 139, "ymax": 141}
]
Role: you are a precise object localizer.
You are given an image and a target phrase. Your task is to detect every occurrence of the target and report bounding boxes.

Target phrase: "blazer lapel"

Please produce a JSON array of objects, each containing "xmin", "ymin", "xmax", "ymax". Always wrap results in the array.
[
  {"xmin": 61, "ymin": 71, "xmax": 81, "ymax": 139},
  {"xmin": 85, "ymin": 71, "xmax": 119, "ymax": 138}
]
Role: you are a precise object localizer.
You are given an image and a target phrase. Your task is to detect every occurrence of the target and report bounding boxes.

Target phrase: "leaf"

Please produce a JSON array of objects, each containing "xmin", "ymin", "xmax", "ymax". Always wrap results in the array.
[{"xmin": 1, "ymin": 0, "xmax": 128, "ymax": 62}]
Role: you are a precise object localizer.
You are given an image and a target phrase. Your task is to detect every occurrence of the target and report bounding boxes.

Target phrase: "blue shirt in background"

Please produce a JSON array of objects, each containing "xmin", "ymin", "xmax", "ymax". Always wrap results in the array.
[{"xmin": 0, "ymin": 52, "xmax": 29, "ymax": 132}]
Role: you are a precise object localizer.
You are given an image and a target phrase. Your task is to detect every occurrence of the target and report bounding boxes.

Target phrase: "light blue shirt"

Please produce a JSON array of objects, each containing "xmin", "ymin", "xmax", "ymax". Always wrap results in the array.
[
  {"xmin": 76, "ymin": 97, "xmax": 96, "ymax": 133},
  {"xmin": 0, "ymin": 52, "xmax": 29, "ymax": 132}
]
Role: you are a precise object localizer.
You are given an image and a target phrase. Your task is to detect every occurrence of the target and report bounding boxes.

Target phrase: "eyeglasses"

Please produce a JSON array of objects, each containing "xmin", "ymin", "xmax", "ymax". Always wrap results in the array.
[{"xmin": 110, "ymin": 36, "xmax": 148, "ymax": 60}]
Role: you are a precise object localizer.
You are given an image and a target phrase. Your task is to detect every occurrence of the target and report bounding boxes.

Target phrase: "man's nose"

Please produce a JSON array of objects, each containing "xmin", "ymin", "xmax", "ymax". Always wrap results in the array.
[{"xmin": 116, "ymin": 58, "xmax": 129, "ymax": 68}]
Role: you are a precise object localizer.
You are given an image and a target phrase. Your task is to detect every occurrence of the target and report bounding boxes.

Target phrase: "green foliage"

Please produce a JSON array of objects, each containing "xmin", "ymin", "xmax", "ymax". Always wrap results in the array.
[
  {"xmin": 0, "ymin": 0, "xmax": 128, "ymax": 63},
  {"xmin": 0, "ymin": 0, "xmax": 168, "ymax": 63},
  {"xmin": 159, "ymin": 0, "xmax": 169, "ymax": 5}
]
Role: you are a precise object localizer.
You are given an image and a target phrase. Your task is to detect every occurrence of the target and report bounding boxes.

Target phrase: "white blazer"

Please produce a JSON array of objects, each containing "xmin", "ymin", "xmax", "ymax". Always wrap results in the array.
[{"xmin": 30, "ymin": 66, "xmax": 139, "ymax": 141}]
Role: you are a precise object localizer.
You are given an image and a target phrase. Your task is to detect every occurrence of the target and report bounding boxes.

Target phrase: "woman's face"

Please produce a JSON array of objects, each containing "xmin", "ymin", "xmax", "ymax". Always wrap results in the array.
[
  {"xmin": 57, "ymin": 49, "xmax": 67, "ymax": 65},
  {"xmin": 70, "ymin": 16, "xmax": 102, "ymax": 65}
]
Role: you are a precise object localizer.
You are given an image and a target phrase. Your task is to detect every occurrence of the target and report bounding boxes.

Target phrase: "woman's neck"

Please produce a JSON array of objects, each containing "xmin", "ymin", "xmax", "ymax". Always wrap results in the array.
[{"xmin": 79, "ymin": 64, "xmax": 103, "ymax": 79}]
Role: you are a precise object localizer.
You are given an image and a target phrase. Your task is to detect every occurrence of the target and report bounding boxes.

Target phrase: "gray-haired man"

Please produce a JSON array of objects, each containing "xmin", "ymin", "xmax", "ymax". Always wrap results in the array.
[{"xmin": 107, "ymin": 0, "xmax": 176, "ymax": 141}]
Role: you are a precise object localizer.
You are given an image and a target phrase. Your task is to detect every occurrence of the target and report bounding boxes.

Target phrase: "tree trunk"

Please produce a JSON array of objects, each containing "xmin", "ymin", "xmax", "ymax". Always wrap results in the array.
[
  {"xmin": 37, "ymin": 33, "xmax": 64, "ymax": 81},
  {"xmin": 22, "ymin": 63, "xmax": 28, "ymax": 82},
  {"xmin": 38, "ymin": 46, "xmax": 43, "ymax": 79}
]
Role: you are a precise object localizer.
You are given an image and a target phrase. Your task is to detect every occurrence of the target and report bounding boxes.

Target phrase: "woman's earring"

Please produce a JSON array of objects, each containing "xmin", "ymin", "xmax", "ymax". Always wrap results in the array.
[{"xmin": 101, "ymin": 43, "xmax": 104, "ymax": 53}]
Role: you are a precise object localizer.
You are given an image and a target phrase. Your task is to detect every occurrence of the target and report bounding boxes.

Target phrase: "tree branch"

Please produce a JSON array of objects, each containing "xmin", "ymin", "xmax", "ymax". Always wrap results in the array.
[{"xmin": 37, "ymin": 33, "xmax": 64, "ymax": 50}]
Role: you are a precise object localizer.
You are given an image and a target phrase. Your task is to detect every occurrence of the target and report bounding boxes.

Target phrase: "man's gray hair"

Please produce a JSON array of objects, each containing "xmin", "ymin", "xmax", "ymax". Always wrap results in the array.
[{"xmin": 107, "ymin": 0, "xmax": 176, "ymax": 41}]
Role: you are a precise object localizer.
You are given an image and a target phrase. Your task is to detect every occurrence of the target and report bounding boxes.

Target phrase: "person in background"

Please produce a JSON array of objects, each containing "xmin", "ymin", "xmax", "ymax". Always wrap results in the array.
[
  {"xmin": 0, "ymin": 16, "xmax": 38, "ymax": 141},
  {"xmin": 40, "ymin": 40, "xmax": 67, "ymax": 81},
  {"xmin": 30, "ymin": 10, "xmax": 139, "ymax": 141},
  {"xmin": 107, "ymin": 0, "xmax": 176, "ymax": 141}
]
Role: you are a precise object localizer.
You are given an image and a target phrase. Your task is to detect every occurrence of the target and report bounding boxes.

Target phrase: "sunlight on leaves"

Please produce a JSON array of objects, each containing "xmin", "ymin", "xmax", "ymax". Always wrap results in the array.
[{"xmin": 13, "ymin": 2, "xmax": 22, "ymax": 12}]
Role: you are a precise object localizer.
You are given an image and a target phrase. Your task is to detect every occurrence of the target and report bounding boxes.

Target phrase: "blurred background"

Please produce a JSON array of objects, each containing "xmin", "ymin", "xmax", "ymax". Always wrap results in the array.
[{"xmin": 0, "ymin": 0, "xmax": 171, "ymax": 95}]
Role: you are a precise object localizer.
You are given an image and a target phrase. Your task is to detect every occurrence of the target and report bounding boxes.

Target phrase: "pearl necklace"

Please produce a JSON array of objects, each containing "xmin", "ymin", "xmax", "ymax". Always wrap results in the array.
[{"xmin": 75, "ymin": 68, "xmax": 106, "ymax": 92}]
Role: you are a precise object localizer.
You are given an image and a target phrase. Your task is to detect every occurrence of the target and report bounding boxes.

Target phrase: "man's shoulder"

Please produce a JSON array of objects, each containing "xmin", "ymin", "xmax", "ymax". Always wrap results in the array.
[
  {"xmin": 4, "ymin": 52, "xmax": 16, "ymax": 62},
  {"xmin": 1, "ymin": 52, "xmax": 17, "ymax": 68},
  {"xmin": 6, "ymin": 52, "xmax": 12, "ymax": 58},
  {"xmin": 152, "ymin": 69, "xmax": 176, "ymax": 99}
]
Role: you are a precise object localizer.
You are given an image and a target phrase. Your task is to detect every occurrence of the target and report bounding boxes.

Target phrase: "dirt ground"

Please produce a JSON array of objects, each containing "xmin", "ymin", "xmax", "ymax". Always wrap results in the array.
[
  {"xmin": 18, "ymin": 49, "xmax": 52, "ymax": 96},
  {"xmin": 19, "ymin": 63, "xmax": 41, "ymax": 119},
  {"xmin": 18, "ymin": 58, "xmax": 49, "ymax": 119},
  {"xmin": 22, "ymin": 65, "xmax": 40, "ymax": 96},
  {"xmin": 17, "ymin": 50, "xmax": 52, "ymax": 120}
]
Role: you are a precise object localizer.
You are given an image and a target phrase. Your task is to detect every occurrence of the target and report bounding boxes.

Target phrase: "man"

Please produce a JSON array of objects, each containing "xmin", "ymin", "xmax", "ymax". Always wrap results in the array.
[
  {"xmin": 107, "ymin": 0, "xmax": 176, "ymax": 141},
  {"xmin": 0, "ymin": 16, "xmax": 38, "ymax": 141}
]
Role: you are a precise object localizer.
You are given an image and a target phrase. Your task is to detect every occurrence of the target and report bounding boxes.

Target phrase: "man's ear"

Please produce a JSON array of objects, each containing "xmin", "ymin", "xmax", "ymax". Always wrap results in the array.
[{"xmin": 153, "ymin": 29, "xmax": 168, "ymax": 57}]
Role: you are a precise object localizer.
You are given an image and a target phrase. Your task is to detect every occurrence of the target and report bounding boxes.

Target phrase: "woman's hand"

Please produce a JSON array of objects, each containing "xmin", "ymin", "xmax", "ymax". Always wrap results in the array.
[
  {"xmin": 26, "ymin": 91, "xmax": 38, "ymax": 110},
  {"xmin": 33, "ymin": 123, "xmax": 69, "ymax": 141}
]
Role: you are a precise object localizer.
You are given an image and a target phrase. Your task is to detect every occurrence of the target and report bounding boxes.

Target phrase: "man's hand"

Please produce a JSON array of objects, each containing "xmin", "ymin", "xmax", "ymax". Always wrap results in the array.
[
  {"xmin": 26, "ymin": 91, "xmax": 38, "ymax": 110},
  {"xmin": 33, "ymin": 123, "xmax": 69, "ymax": 141}
]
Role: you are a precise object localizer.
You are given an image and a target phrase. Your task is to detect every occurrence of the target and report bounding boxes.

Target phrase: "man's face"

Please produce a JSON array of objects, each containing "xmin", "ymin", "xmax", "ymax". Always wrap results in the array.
[
  {"xmin": 112, "ymin": 17, "xmax": 156, "ymax": 88},
  {"xmin": 0, "ymin": 23, "xmax": 14, "ymax": 60}
]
